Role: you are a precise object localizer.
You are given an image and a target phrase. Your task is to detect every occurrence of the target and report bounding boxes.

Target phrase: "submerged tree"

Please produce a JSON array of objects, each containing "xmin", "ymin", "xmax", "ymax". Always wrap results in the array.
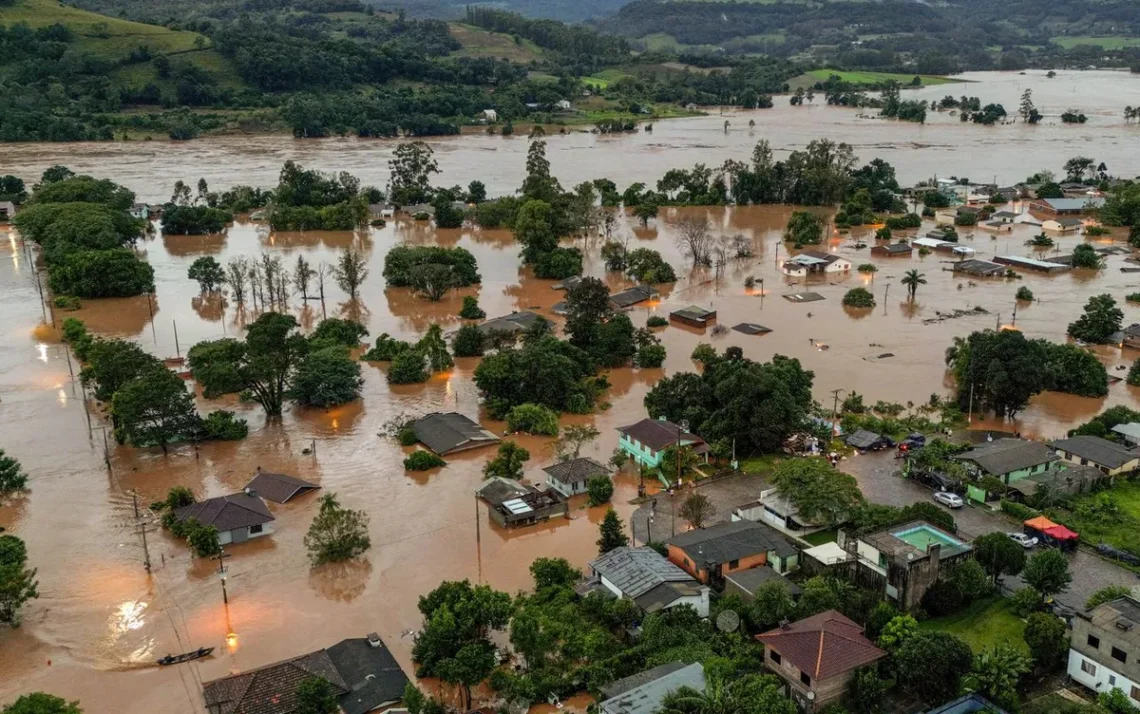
[
  {"xmin": 111, "ymin": 368, "xmax": 200, "ymax": 453},
  {"xmin": 0, "ymin": 534, "xmax": 39, "ymax": 625},
  {"xmin": 334, "ymin": 247, "xmax": 369, "ymax": 301},
  {"xmin": 0, "ymin": 449, "xmax": 28, "ymax": 494},
  {"xmin": 1, "ymin": 693, "xmax": 83, "ymax": 714},
  {"xmin": 304, "ymin": 493, "xmax": 371, "ymax": 565},
  {"xmin": 597, "ymin": 508, "xmax": 629, "ymax": 554},
  {"xmin": 1068, "ymin": 294, "xmax": 1122, "ymax": 344},
  {"xmin": 483, "ymin": 441, "xmax": 530, "ymax": 480},
  {"xmin": 188, "ymin": 256, "xmax": 226, "ymax": 293},
  {"xmin": 901, "ymin": 269, "xmax": 927, "ymax": 300}
]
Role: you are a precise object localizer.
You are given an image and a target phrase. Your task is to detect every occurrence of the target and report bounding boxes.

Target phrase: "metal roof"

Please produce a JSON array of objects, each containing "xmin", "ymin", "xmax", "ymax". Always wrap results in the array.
[
  {"xmin": 1051, "ymin": 435, "xmax": 1140, "ymax": 470},
  {"xmin": 667, "ymin": 519, "xmax": 798, "ymax": 563},
  {"xmin": 1111, "ymin": 422, "xmax": 1140, "ymax": 441},
  {"xmin": 1041, "ymin": 197, "xmax": 1105, "ymax": 211},
  {"xmin": 411, "ymin": 412, "xmax": 500, "ymax": 455},
  {"xmin": 173, "ymin": 493, "xmax": 274, "ymax": 533},
  {"xmin": 995, "ymin": 255, "xmax": 1069, "ymax": 270},
  {"xmin": 600, "ymin": 663, "xmax": 705, "ymax": 714},
  {"xmin": 589, "ymin": 546, "xmax": 697, "ymax": 599}
]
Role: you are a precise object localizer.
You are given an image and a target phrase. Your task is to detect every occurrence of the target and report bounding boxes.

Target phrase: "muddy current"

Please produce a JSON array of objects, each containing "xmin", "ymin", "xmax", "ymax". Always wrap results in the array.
[{"xmin": 1, "ymin": 70, "xmax": 1140, "ymax": 712}]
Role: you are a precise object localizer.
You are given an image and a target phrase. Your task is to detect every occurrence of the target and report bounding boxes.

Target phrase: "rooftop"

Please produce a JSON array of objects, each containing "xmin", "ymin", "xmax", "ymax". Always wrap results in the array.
[
  {"xmin": 173, "ymin": 493, "xmax": 274, "ymax": 533},
  {"xmin": 757, "ymin": 610, "xmax": 886, "ymax": 681},
  {"xmin": 243, "ymin": 471, "xmax": 320, "ymax": 504},
  {"xmin": 589, "ymin": 546, "xmax": 698, "ymax": 599},
  {"xmin": 994, "ymin": 255, "xmax": 1069, "ymax": 270},
  {"xmin": 411, "ymin": 412, "xmax": 500, "ymax": 455},
  {"xmin": 951, "ymin": 259, "xmax": 1005, "ymax": 276},
  {"xmin": 476, "ymin": 311, "xmax": 543, "ymax": 336},
  {"xmin": 875, "ymin": 242, "xmax": 912, "ymax": 253},
  {"xmin": 860, "ymin": 520, "xmax": 970, "ymax": 562},
  {"xmin": 1111, "ymin": 422, "xmax": 1140, "ymax": 441},
  {"xmin": 611, "ymin": 285, "xmax": 659, "ymax": 309},
  {"xmin": 475, "ymin": 476, "xmax": 530, "ymax": 506},
  {"xmin": 1086, "ymin": 597, "xmax": 1140, "ymax": 648},
  {"xmin": 668, "ymin": 520, "xmax": 797, "ymax": 565},
  {"xmin": 543, "ymin": 457, "xmax": 611, "ymax": 486},
  {"xmin": 618, "ymin": 418, "xmax": 705, "ymax": 453},
  {"xmin": 1051, "ymin": 435, "xmax": 1140, "ymax": 470},
  {"xmin": 953, "ymin": 438, "xmax": 1058, "ymax": 475},
  {"xmin": 599, "ymin": 663, "xmax": 705, "ymax": 714},
  {"xmin": 1039, "ymin": 197, "xmax": 1105, "ymax": 211},
  {"xmin": 669, "ymin": 305, "xmax": 716, "ymax": 322},
  {"xmin": 725, "ymin": 566, "xmax": 803, "ymax": 596}
]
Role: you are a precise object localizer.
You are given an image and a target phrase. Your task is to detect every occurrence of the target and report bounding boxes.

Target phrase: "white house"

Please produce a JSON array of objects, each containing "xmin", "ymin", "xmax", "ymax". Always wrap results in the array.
[
  {"xmin": 1068, "ymin": 596, "xmax": 1140, "ymax": 707},
  {"xmin": 543, "ymin": 457, "xmax": 611, "ymax": 497},
  {"xmin": 172, "ymin": 492, "xmax": 275, "ymax": 545},
  {"xmin": 1042, "ymin": 217, "xmax": 1084, "ymax": 233},
  {"xmin": 480, "ymin": 109, "xmax": 498, "ymax": 122},
  {"xmin": 556, "ymin": 99, "xmax": 572, "ymax": 111},
  {"xmin": 781, "ymin": 250, "xmax": 852, "ymax": 278},
  {"xmin": 587, "ymin": 546, "xmax": 709, "ymax": 616}
]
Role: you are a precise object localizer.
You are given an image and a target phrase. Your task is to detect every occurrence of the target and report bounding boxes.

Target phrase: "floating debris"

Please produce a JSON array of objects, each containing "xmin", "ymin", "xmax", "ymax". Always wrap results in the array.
[
  {"xmin": 863, "ymin": 352, "xmax": 896, "ymax": 362},
  {"xmin": 732, "ymin": 323, "xmax": 772, "ymax": 335},
  {"xmin": 921, "ymin": 306, "xmax": 990, "ymax": 325},
  {"xmin": 784, "ymin": 292, "xmax": 826, "ymax": 303}
]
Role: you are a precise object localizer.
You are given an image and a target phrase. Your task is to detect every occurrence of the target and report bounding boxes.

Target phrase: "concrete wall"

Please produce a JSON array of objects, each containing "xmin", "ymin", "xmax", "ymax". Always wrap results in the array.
[
  {"xmin": 547, "ymin": 476, "xmax": 588, "ymax": 497},
  {"xmin": 1071, "ymin": 614, "xmax": 1140, "ymax": 688},
  {"xmin": 666, "ymin": 546, "xmax": 769, "ymax": 585},
  {"xmin": 1068, "ymin": 649, "xmax": 1140, "ymax": 706},
  {"xmin": 763, "ymin": 646, "xmax": 854, "ymax": 712}
]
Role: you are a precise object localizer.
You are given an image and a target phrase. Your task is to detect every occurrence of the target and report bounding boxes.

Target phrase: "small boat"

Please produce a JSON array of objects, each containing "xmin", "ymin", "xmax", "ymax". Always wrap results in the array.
[{"xmin": 157, "ymin": 647, "xmax": 214, "ymax": 666}]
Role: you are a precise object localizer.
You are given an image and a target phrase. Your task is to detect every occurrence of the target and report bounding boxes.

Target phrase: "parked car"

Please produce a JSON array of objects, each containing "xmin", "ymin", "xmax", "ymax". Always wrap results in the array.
[
  {"xmin": 933, "ymin": 490, "xmax": 964, "ymax": 509},
  {"xmin": 913, "ymin": 469, "xmax": 963, "ymax": 493},
  {"xmin": 900, "ymin": 433, "xmax": 927, "ymax": 449},
  {"xmin": 1008, "ymin": 532, "xmax": 1038, "ymax": 548}
]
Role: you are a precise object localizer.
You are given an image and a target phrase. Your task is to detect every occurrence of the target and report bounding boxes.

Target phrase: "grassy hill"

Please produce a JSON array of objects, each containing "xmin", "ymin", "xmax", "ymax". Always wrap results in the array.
[{"xmin": 449, "ymin": 23, "xmax": 545, "ymax": 62}]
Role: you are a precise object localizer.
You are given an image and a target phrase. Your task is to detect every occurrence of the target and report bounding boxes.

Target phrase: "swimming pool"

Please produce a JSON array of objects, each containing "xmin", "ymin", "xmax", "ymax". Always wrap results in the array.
[{"xmin": 892, "ymin": 524, "xmax": 962, "ymax": 552}]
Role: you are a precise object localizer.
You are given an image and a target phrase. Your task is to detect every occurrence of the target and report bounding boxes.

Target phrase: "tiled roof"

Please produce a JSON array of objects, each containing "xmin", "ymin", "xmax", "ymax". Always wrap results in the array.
[
  {"xmin": 667, "ymin": 520, "xmax": 797, "ymax": 564},
  {"xmin": 590, "ymin": 546, "xmax": 697, "ymax": 599},
  {"xmin": 610, "ymin": 285, "xmax": 658, "ymax": 308},
  {"xmin": 543, "ymin": 457, "xmax": 611, "ymax": 485},
  {"xmin": 202, "ymin": 650, "xmax": 348, "ymax": 714},
  {"xmin": 174, "ymin": 493, "xmax": 274, "ymax": 533},
  {"xmin": 757, "ymin": 610, "xmax": 885, "ymax": 680},
  {"xmin": 618, "ymin": 418, "xmax": 704, "ymax": 453},
  {"xmin": 244, "ymin": 472, "xmax": 320, "ymax": 504},
  {"xmin": 475, "ymin": 477, "xmax": 530, "ymax": 506}
]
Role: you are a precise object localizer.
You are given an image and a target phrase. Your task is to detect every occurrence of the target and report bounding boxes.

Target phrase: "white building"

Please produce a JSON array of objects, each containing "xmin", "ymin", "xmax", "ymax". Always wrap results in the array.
[
  {"xmin": 1068, "ymin": 596, "xmax": 1140, "ymax": 707},
  {"xmin": 781, "ymin": 250, "xmax": 852, "ymax": 277}
]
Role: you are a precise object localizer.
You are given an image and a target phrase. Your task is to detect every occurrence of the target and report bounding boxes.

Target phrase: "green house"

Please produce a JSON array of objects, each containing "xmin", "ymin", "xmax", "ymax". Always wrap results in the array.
[
  {"xmin": 953, "ymin": 438, "xmax": 1059, "ymax": 502},
  {"xmin": 617, "ymin": 417, "xmax": 708, "ymax": 478}
]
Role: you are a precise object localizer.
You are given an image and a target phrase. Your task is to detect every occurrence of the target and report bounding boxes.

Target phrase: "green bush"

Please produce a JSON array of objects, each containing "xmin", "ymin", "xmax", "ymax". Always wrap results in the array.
[
  {"xmin": 646, "ymin": 315, "xmax": 668, "ymax": 328},
  {"xmin": 634, "ymin": 343, "xmax": 666, "ymax": 368},
  {"xmin": 843, "ymin": 287, "xmax": 876, "ymax": 308},
  {"xmin": 49, "ymin": 248, "xmax": 155, "ymax": 298},
  {"xmin": 61, "ymin": 317, "xmax": 93, "ymax": 361},
  {"xmin": 506, "ymin": 403, "xmax": 560, "ymax": 436},
  {"xmin": 1127, "ymin": 293, "xmax": 1140, "ymax": 304},
  {"xmin": 691, "ymin": 342, "xmax": 717, "ymax": 363},
  {"xmin": 1129, "ymin": 359, "xmax": 1140, "ymax": 387},
  {"xmin": 404, "ymin": 450, "xmax": 446, "ymax": 470},
  {"xmin": 452, "ymin": 324, "xmax": 486, "ymax": 357},
  {"xmin": 587, "ymin": 475, "xmax": 614, "ymax": 506},
  {"xmin": 459, "ymin": 295, "xmax": 485, "ymax": 320},
  {"xmin": 1016, "ymin": 286, "xmax": 1034, "ymax": 301},
  {"xmin": 199, "ymin": 410, "xmax": 248, "ymax": 441},
  {"xmin": 857, "ymin": 263, "xmax": 877, "ymax": 273},
  {"xmin": 387, "ymin": 351, "xmax": 428, "ymax": 384},
  {"xmin": 52, "ymin": 295, "xmax": 81, "ymax": 310},
  {"xmin": 1000, "ymin": 499, "xmax": 1038, "ymax": 520},
  {"xmin": 398, "ymin": 426, "xmax": 419, "ymax": 446},
  {"xmin": 534, "ymin": 247, "xmax": 583, "ymax": 280},
  {"xmin": 362, "ymin": 333, "xmax": 412, "ymax": 361}
]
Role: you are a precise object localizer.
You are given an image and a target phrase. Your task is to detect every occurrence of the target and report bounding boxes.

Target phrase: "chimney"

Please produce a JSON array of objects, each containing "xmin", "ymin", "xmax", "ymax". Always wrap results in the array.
[{"xmin": 367, "ymin": 632, "xmax": 382, "ymax": 648}]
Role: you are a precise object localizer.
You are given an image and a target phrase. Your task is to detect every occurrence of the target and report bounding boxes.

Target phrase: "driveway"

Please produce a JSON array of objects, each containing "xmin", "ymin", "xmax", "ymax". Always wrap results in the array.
[{"xmin": 842, "ymin": 451, "xmax": 1138, "ymax": 610}]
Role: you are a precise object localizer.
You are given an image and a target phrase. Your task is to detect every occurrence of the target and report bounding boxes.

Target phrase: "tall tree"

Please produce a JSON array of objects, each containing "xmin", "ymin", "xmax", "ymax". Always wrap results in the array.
[
  {"xmin": 555, "ymin": 424, "xmax": 600, "ymax": 461},
  {"xmin": 296, "ymin": 677, "xmax": 339, "ymax": 714},
  {"xmin": 597, "ymin": 508, "xmax": 629, "ymax": 553},
  {"xmin": 304, "ymin": 493, "xmax": 371, "ymax": 564},
  {"xmin": 897, "ymin": 631, "xmax": 973, "ymax": 705},
  {"xmin": 971, "ymin": 532, "xmax": 1026, "ymax": 585},
  {"xmin": 966, "ymin": 642, "xmax": 1031, "ymax": 709},
  {"xmin": 111, "ymin": 368, "xmax": 201, "ymax": 453},
  {"xmin": 901, "ymin": 269, "xmax": 926, "ymax": 300},
  {"xmin": 677, "ymin": 492, "xmax": 716, "ymax": 529},
  {"xmin": 388, "ymin": 142, "xmax": 439, "ymax": 206},
  {"xmin": 771, "ymin": 458, "xmax": 863, "ymax": 526},
  {"xmin": 1, "ymin": 693, "xmax": 83, "ymax": 714},
  {"xmin": 1068, "ymin": 294, "xmax": 1123, "ymax": 344},
  {"xmin": 483, "ymin": 441, "xmax": 530, "ymax": 480},
  {"xmin": 1023, "ymin": 549, "xmax": 1071, "ymax": 600},
  {"xmin": 333, "ymin": 247, "xmax": 369, "ymax": 301},
  {"xmin": 188, "ymin": 256, "xmax": 226, "ymax": 293},
  {"xmin": 0, "ymin": 535, "xmax": 39, "ymax": 625},
  {"xmin": 0, "ymin": 449, "xmax": 28, "ymax": 494},
  {"xmin": 294, "ymin": 255, "xmax": 315, "ymax": 302},
  {"xmin": 1023, "ymin": 612, "xmax": 1069, "ymax": 670}
]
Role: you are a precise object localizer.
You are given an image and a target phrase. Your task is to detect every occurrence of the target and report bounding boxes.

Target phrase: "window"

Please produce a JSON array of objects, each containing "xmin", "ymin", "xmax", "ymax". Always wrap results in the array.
[
  {"xmin": 799, "ymin": 671, "xmax": 811, "ymax": 686},
  {"xmin": 1132, "ymin": 686, "xmax": 1140, "ymax": 702},
  {"xmin": 1088, "ymin": 634, "xmax": 1101, "ymax": 649},
  {"xmin": 1081, "ymin": 659, "xmax": 1097, "ymax": 676},
  {"xmin": 729, "ymin": 559, "xmax": 740, "ymax": 569},
  {"xmin": 1112, "ymin": 646, "xmax": 1127, "ymax": 664},
  {"xmin": 1109, "ymin": 675, "xmax": 1117, "ymax": 686},
  {"xmin": 770, "ymin": 651, "xmax": 781, "ymax": 665},
  {"xmin": 249, "ymin": 524, "xmax": 263, "ymax": 534}
]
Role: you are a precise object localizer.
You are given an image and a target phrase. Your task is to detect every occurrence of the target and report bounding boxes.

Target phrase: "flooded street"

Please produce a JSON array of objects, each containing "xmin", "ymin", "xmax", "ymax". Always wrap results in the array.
[{"xmin": 1, "ymin": 69, "xmax": 1140, "ymax": 712}]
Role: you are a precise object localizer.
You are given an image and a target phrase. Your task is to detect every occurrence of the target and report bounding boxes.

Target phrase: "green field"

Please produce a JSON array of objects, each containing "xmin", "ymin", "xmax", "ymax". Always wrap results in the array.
[
  {"xmin": 1047, "ymin": 479, "xmax": 1140, "ymax": 558},
  {"xmin": 450, "ymin": 23, "xmax": 544, "ymax": 63},
  {"xmin": 1051, "ymin": 36, "xmax": 1140, "ymax": 49},
  {"xmin": 920, "ymin": 596, "xmax": 1027, "ymax": 654},
  {"xmin": 801, "ymin": 69, "xmax": 960, "ymax": 86}
]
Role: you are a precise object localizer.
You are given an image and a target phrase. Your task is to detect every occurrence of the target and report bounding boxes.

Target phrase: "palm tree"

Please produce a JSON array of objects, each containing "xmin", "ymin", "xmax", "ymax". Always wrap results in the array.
[
  {"xmin": 658, "ymin": 674, "xmax": 794, "ymax": 714},
  {"xmin": 901, "ymin": 269, "xmax": 927, "ymax": 300}
]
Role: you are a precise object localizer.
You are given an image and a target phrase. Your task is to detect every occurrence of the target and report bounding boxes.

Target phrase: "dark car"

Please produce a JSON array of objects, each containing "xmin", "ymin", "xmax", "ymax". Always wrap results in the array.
[
  {"xmin": 900, "ymin": 433, "xmax": 926, "ymax": 448},
  {"xmin": 912, "ymin": 468, "xmax": 963, "ymax": 493}
]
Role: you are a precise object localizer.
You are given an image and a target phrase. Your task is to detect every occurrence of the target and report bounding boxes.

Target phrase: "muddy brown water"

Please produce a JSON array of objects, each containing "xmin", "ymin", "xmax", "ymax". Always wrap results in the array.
[{"xmin": 2, "ymin": 69, "xmax": 1140, "ymax": 713}]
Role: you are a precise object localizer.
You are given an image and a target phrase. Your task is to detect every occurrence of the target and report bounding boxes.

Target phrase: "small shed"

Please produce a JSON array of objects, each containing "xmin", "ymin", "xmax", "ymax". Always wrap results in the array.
[
  {"xmin": 669, "ymin": 305, "xmax": 717, "ymax": 328},
  {"xmin": 870, "ymin": 242, "xmax": 912, "ymax": 257},
  {"xmin": 952, "ymin": 259, "xmax": 1006, "ymax": 277}
]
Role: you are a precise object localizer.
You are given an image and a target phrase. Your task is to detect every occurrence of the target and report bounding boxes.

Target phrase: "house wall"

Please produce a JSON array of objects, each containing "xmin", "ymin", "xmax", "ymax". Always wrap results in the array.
[
  {"xmin": 1056, "ymin": 450, "xmax": 1138, "ymax": 476},
  {"xmin": 546, "ymin": 476, "xmax": 588, "ymax": 498},
  {"xmin": 220, "ymin": 523, "xmax": 273, "ymax": 545},
  {"xmin": 964, "ymin": 459, "xmax": 1055, "ymax": 485},
  {"xmin": 825, "ymin": 260, "xmax": 852, "ymax": 273},
  {"xmin": 1067, "ymin": 649, "xmax": 1140, "ymax": 706},
  {"xmin": 1071, "ymin": 613, "xmax": 1140, "ymax": 686},
  {"xmin": 763, "ymin": 647, "xmax": 854, "ymax": 712},
  {"xmin": 717, "ymin": 553, "xmax": 768, "ymax": 580},
  {"xmin": 619, "ymin": 433, "xmax": 663, "ymax": 468}
]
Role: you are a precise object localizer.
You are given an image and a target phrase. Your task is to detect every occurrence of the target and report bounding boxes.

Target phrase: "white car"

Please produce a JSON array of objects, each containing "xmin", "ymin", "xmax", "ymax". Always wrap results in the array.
[
  {"xmin": 1008, "ymin": 532, "xmax": 1039, "ymax": 548},
  {"xmin": 933, "ymin": 491, "xmax": 964, "ymax": 509}
]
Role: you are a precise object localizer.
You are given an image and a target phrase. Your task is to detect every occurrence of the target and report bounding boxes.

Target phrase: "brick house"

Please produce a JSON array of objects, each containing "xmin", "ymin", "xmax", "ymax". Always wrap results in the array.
[{"xmin": 757, "ymin": 610, "xmax": 886, "ymax": 712}]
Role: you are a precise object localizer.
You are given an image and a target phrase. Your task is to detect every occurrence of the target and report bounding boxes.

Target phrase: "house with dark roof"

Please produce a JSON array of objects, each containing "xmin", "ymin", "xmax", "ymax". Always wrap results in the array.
[
  {"xmin": 1004, "ymin": 464, "xmax": 1110, "ymax": 502},
  {"xmin": 202, "ymin": 633, "xmax": 409, "ymax": 714},
  {"xmin": 669, "ymin": 305, "xmax": 717, "ymax": 328},
  {"xmin": 666, "ymin": 520, "xmax": 799, "ymax": 587},
  {"xmin": 410, "ymin": 412, "xmax": 499, "ymax": 455},
  {"xmin": 475, "ymin": 477, "xmax": 567, "ymax": 528},
  {"xmin": 757, "ymin": 610, "xmax": 886, "ymax": 712},
  {"xmin": 543, "ymin": 457, "xmax": 611, "ymax": 497},
  {"xmin": 846, "ymin": 520, "xmax": 973, "ymax": 612},
  {"xmin": 244, "ymin": 469, "xmax": 320, "ymax": 504},
  {"xmin": 870, "ymin": 242, "xmax": 912, "ymax": 258},
  {"xmin": 173, "ymin": 493, "xmax": 275, "ymax": 546},
  {"xmin": 586, "ymin": 546, "xmax": 709, "ymax": 617},
  {"xmin": 617, "ymin": 417, "xmax": 708, "ymax": 476},
  {"xmin": 951, "ymin": 259, "xmax": 1006, "ymax": 278},
  {"xmin": 1030, "ymin": 196, "xmax": 1105, "ymax": 216},
  {"xmin": 1051, "ymin": 435, "xmax": 1140, "ymax": 476},
  {"xmin": 724, "ymin": 566, "xmax": 803, "ymax": 603},
  {"xmin": 953, "ymin": 438, "xmax": 1059, "ymax": 485},
  {"xmin": 922, "ymin": 694, "xmax": 1010, "ymax": 714},
  {"xmin": 475, "ymin": 311, "xmax": 543, "ymax": 338},
  {"xmin": 610, "ymin": 285, "xmax": 659, "ymax": 309},
  {"xmin": 599, "ymin": 662, "xmax": 706, "ymax": 714}
]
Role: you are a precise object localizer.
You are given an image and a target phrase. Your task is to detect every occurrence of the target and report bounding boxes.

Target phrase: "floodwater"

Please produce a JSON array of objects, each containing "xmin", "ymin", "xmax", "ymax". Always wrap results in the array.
[
  {"xmin": 1, "ymin": 70, "xmax": 1139, "ymax": 201},
  {"xmin": 2, "ymin": 69, "xmax": 1140, "ymax": 713}
]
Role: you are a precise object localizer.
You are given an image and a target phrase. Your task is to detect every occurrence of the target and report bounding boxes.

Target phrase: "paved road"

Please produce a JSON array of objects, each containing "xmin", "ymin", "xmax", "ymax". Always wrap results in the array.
[{"xmin": 843, "ymin": 451, "xmax": 1138, "ymax": 610}]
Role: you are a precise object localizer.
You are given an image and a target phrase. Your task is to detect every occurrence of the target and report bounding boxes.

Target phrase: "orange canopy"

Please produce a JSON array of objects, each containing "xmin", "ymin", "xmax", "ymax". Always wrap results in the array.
[{"xmin": 1024, "ymin": 515, "xmax": 1058, "ymax": 531}]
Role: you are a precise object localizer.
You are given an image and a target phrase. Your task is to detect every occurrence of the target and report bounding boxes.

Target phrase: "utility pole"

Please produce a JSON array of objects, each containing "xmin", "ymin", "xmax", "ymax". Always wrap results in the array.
[
  {"xmin": 829, "ymin": 388, "xmax": 845, "ymax": 437},
  {"xmin": 212, "ymin": 549, "xmax": 232, "ymax": 604},
  {"xmin": 474, "ymin": 493, "xmax": 482, "ymax": 584},
  {"xmin": 173, "ymin": 319, "xmax": 181, "ymax": 360},
  {"xmin": 968, "ymin": 381, "xmax": 976, "ymax": 424},
  {"xmin": 132, "ymin": 491, "xmax": 152, "ymax": 573}
]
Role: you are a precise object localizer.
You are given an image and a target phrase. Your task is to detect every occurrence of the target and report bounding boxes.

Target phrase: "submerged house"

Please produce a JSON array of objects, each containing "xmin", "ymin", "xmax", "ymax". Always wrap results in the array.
[
  {"xmin": 172, "ymin": 492, "xmax": 275, "ymax": 546},
  {"xmin": 244, "ymin": 469, "xmax": 320, "ymax": 504},
  {"xmin": 951, "ymin": 259, "xmax": 1006, "ymax": 277},
  {"xmin": 844, "ymin": 520, "xmax": 973, "ymax": 612},
  {"xmin": 870, "ymin": 242, "xmax": 912, "ymax": 258},
  {"xmin": 1030, "ymin": 197, "xmax": 1105, "ymax": 216},
  {"xmin": 202, "ymin": 632, "xmax": 409, "ymax": 714},
  {"xmin": 781, "ymin": 250, "xmax": 852, "ymax": 277},
  {"xmin": 410, "ymin": 412, "xmax": 499, "ymax": 456},
  {"xmin": 476, "ymin": 477, "xmax": 568, "ymax": 528},
  {"xmin": 1042, "ymin": 217, "xmax": 1084, "ymax": 233},
  {"xmin": 669, "ymin": 305, "xmax": 717, "ymax": 328},
  {"xmin": 543, "ymin": 457, "xmax": 611, "ymax": 497},
  {"xmin": 993, "ymin": 255, "xmax": 1070, "ymax": 274},
  {"xmin": 475, "ymin": 311, "xmax": 544, "ymax": 337}
]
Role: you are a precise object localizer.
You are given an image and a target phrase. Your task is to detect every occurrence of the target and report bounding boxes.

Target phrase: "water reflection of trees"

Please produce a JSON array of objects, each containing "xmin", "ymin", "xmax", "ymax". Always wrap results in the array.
[
  {"xmin": 308, "ymin": 559, "xmax": 373, "ymax": 603},
  {"xmin": 192, "ymin": 294, "xmax": 227, "ymax": 322},
  {"xmin": 261, "ymin": 229, "xmax": 371, "ymax": 252},
  {"xmin": 163, "ymin": 232, "xmax": 228, "ymax": 257},
  {"xmin": 384, "ymin": 288, "xmax": 464, "ymax": 333}
]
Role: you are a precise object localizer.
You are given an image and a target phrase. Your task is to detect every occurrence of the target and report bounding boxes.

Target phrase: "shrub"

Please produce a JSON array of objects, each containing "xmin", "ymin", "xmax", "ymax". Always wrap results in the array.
[
  {"xmin": 61, "ymin": 317, "xmax": 93, "ymax": 361},
  {"xmin": 1127, "ymin": 293, "xmax": 1140, "ymax": 303},
  {"xmin": 1129, "ymin": 359, "xmax": 1140, "ymax": 387},
  {"xmin": 387, "ymin": 351, "xmax": 428, "ymax": 384},
  {"xmin": 587, "ymin": 475, "xmax": 614, "ymax": 506},
  {"xmin": 857, "ymin": 263, "xmax": 877, "ymax": 273},
  {"xmin": 398, "ymin": 426, "xmax": 419, "ymax": 446},
  {"xmin": 1000, "ymin": 499, "xmax": 1038, "ymax": 520},
  {"xmin": 1011, "ymin": 586, "xmax": 1045, "ymax": 617},
  {"xmin": 404, "ymin": 450, "xmax": 446, "ymax": 470},
  {"xmin": 646, "ymin": 315, "xmax": 668, "ymax": 328},
  {"xmin": 53, "ymin": 295, "xmax": 81, "ymax": 310},
  {"xmin": 1016, "ymin": 286, "xmax": 1034, "ymax": 301},
  {"xmin": 362, "ymin": 333, "xmax": 412, "ymax": 361},
  {"xmin": 634, "ymin": 343, "xmax": 666, "ymax": 368},
  {"xmin": 875, "ymin": 227, "xmax": 892, "ymax": 241},
  {"xmin": 506, "ymin": 403, "xmax": 560, "ymax": 436},
  {"xmin": 691, "ymin": 343, "xmax": 717, "ymax": 364},
  {"xmin": 534, "ymin": 247, "xmax": 583, "ymax": 280},
  {"xmin": 843, "ymin": 287, "xmax": 876, "ymax": 308},
  {"xmin": 459, "ymin": 296, "xmax": 485, "ymax": 319},
  {"xmin": 452, "ymin": 324, "xmax": 486, "ymax": 357},
  {"xmin": 199, "ymin": 410, "xmax": 248, "ymax": 440},
  {"xmin": 383, "ymin": 246, "xmax": 480, "ymax": 287},
  {"xmin": 309, "ymin": 318, "xmax": 368, "ymax": 347},
  {"xmin": 1085, "ymin": 226, "xmax": 1110, "ymax": 237},
  {"xmin": 49, "ymin": 248, "xmax": 155, "ymax": 298}
]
